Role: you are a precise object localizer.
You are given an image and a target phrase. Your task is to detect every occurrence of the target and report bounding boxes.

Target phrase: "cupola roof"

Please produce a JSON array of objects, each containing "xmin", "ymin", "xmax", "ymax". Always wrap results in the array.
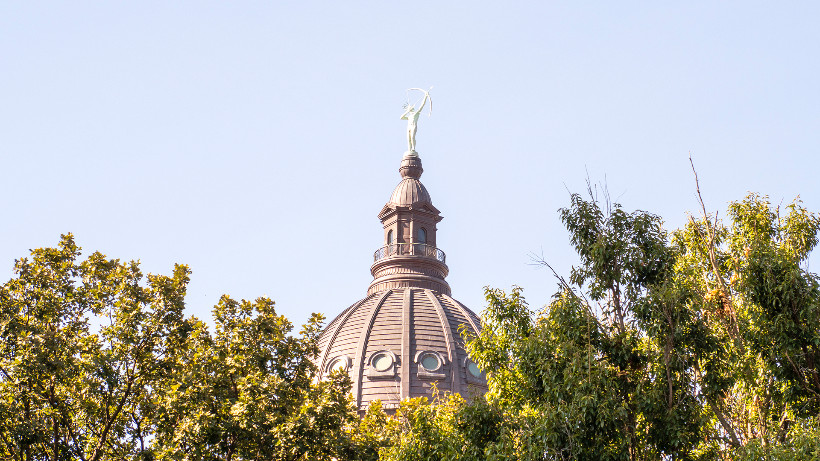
[
  {"xmin": 389, "ymin": 178, "xmax": 432, "ymax": 207},
  {"xmin": 389, "ymin": 152, "xmax": 432, "ymax": 207}
]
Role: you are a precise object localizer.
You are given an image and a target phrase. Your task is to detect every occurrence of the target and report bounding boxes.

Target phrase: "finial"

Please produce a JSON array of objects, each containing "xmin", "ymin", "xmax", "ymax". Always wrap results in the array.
[{"xmin": 399, "ymin": 151, "xmax": 423, "ymax": 179}]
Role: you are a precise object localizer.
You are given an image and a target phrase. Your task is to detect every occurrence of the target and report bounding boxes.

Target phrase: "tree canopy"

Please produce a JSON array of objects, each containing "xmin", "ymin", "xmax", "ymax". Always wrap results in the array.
[
  {"xmin": 381, "ymin": 191, "xmax": 820, "ymax": 460},
  {"xmin": 0, "ymin": 234, "xmax": 358, "ymax": 461},
  {"xmin": 2, "ymin": 186, "xmax": 819, "ymax": 460}
]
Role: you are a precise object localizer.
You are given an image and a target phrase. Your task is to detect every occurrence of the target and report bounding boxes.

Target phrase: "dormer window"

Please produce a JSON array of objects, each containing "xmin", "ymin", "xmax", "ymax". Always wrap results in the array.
[{"xmin": 417, "ymin": 227, "xmax": 427, "ymax": 244}]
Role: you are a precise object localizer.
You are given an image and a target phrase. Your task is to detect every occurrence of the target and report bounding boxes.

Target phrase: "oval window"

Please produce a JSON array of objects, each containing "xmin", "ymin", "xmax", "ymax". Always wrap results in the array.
[
  {"xmin": 421, "ymin": 354, "xmax": 440, "ymax": 372},
  {"xmin": 417, "ymin": 227, "xmax": 427, "ymax": 244},
  {"xmin": 467, "ymin": 362, "xmax": 482, "ymax": 378},
  {"xmin": 372, "ymin": 353, "xmax": 393, "ymax": 372}
]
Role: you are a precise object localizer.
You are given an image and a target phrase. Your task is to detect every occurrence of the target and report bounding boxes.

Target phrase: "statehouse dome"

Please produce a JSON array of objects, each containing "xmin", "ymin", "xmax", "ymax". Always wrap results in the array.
[{"xmin": 315, "ymin": 151, "xmax": 487, "ymax": 413}]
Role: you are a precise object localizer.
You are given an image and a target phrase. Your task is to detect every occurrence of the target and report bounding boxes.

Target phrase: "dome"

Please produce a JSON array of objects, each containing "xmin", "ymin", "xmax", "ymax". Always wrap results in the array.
[
  {"xmin": 389, "ymin": 178, "xmax": 432, "ymax": 206},
  {"xmin": 315, "ymin": 147, "xmax": 486, "ymax": 414},
  {"xmin": 316, "ymin": 288, "xmax": 487, "ymax": 413}
]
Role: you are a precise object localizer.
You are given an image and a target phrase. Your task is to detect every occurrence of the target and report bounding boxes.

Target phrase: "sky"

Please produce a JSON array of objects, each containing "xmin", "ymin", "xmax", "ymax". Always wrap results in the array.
[{"xmin": 2, "ymin": 2, "xmax": 818, "ymax": 329}]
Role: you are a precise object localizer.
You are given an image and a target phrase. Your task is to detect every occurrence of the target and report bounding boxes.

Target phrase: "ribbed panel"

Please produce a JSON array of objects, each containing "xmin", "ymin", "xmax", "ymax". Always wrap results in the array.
[
  {"xmin": 411, "ymin": 290, "xmax": 451, "ymax": 395},
  {"xmin": 359, "ymin": 290, "xmax": 405, "ymax": 408},
  {"xmin": 438, "ymin": 294, "xmax": 487, "ymax": 395},
  {"xmin": 317, "ymin": 295, "xmax": 375, "ymax": 375},
  {"xmin": 412, "ymin": 292, "xmax": 448, "ymax": 351}
]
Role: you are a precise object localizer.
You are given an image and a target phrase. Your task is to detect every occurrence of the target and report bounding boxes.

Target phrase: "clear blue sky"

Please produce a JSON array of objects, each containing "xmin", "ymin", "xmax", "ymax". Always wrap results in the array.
[{"xmin": 2, "ymin": 2, "xmax": 818, "ymax": 328}]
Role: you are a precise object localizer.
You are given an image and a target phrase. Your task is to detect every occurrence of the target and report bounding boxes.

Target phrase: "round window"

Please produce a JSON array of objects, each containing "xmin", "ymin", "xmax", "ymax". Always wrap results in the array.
[
  {"xmin": 421, "ymin": 354, "xmax": 440, "ymax": 372},
  {"xmin": 372, "ymin": 353, "xmax": 393, "ymax": 372},
  {"xmin": 329, "ymin": 358, "xmax": 347, "ymax": 373},
  {"xmin": 467, "ymin": 362, "xmax": 482, "ymax": 378}
]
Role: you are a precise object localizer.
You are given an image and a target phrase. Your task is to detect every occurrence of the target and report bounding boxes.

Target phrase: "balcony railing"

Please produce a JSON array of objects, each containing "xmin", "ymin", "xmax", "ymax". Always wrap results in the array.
[{"xmin": 373, "ymin": 243, "xmax": 446, "ymax": 263}]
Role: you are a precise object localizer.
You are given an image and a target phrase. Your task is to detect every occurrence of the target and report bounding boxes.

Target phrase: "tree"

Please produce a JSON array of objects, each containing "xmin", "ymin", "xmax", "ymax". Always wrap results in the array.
[
  {"xmin": 150, "ymin": 296, "xmax": 358, "ymax": 461},
  {"xmin": 464, "ymin": 188, "xmax": 700, "ymax": 460},
  {"xmin": 0, "ymin": 233, "xmax": 191, "ymax": 461},
  {"xmin": 0, "ymin": 235, "xmax": 364, "ymax": 461},
  {"xmin": 673, "ymin": 193, "xmax": 820, "ymax": 453},
  {"xmin": 385, "ymin": 189, "xmax": 820, "ymax": 460}
]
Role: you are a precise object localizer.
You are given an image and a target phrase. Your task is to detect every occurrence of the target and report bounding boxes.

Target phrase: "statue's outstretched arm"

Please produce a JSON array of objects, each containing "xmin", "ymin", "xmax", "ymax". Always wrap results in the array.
[
  {"xmin": 417, "ymin": 92, "xmax": 430, "ymax": 112},
  {"xmin": 405, "ymin": 88, "xmax": 432, "ymax": 116},
  {"xmin": 400, "ymin": 106, "xmax": 412, "ymax": 119}
]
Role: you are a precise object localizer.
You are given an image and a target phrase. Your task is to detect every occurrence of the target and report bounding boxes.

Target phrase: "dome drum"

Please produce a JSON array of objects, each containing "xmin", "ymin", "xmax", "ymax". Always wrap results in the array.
[
  {"xmin": 367, "ymin": 271, "xmax": 450, "ymax": 297},
  {"xmin": 369, "ymin": 253, "xmax": 450, "ymax": 296}
]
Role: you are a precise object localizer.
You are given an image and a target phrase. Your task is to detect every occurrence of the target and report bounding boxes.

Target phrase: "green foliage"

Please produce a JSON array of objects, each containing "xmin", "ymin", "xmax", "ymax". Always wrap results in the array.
[
  {"xmin": 0, "ymin": 234, "xmax": 192, "ymax": 461},
  {"xmin": 0, "ymin": 234, "xmax": 362, "ymax": 461},
  {"xmin": 151, "ymin": 296, "xmax": 358, "ymax": 461},
  {"xmin": 342, "ymin": 400, "xmax": 401, "ymax": 461},
  {"xmin": 384, "ymin": 191, "xmax": 820, "ymax": 460},
  {"xmin": 732, "ymin": 420, "xmax": 820, "ymax": 460},
  {"xmin": 729, "ymin": 196, "xmax": 820, "ymax": 416},
  {"xmin": 378, "ymin": 393, "xmax": 496, "ymax": 461},
  {"xmin": 3, "ymin": 189, "xmax": 819, "ymax": 461}
]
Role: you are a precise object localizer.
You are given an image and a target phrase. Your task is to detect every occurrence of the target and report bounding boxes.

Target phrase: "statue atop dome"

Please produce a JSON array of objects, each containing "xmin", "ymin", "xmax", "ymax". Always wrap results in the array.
[
  {"xmin": 400, "ymin": 87, "xmax": 432, "ymax": 153},
  {"xmin": 315, "ymin": 93, "xmax": 487, "ymax": 415}
]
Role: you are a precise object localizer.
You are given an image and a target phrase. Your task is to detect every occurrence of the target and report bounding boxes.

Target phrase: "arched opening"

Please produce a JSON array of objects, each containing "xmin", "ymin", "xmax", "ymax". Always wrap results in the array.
[
  {"xmin": 414, "ymin": 227, "xmax": 428, "ymax": 256},
  {"xmin": 386, "ymin": 229, "xmax": 396, "ymax": 256},
  {"xmin": 417, "ymin": 227, "xmax": 427, "ymax": 244}
]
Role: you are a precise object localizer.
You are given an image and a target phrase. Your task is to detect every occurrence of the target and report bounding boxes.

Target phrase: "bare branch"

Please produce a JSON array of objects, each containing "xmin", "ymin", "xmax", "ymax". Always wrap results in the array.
[
  {"xmin": 693, "ymin": 363, "xmax": 741, "ymax": 448},
  {"xmin": 689, "ymin": 154, "xmax": 739, "ymax": 338},
  {"xmin": 529, "ymin": 251, "xmax": 599, "ymax": 324}
]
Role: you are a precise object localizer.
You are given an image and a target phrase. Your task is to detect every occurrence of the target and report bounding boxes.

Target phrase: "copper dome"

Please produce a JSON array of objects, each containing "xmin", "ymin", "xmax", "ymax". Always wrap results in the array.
[
  {"xmin": 316, "ymin": 288, "xmax": 486, "ymax": 413},
  {"xmin": 316, "ymin": 151, "xmax": 487, "ymax": 413}
]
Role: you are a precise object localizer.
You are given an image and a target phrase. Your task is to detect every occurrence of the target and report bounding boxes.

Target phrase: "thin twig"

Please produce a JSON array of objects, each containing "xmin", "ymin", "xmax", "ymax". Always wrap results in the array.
[
  {"xmin": 528, "ymin": 251, "xmax": 598, "ymax": 323},
  {"xmin": 689, "ymin": 154, "xmax": 738, "ymax": 336}
]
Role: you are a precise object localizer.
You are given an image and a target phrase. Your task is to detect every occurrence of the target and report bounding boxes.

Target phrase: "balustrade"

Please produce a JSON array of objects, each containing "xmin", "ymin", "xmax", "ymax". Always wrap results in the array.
[{"xmin": 373, "ymin": 243, "xmax": 446, "ymax": 263}]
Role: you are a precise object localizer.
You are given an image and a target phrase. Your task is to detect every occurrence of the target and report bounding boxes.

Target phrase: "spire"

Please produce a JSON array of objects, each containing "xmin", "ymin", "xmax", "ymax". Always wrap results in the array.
[{"xmin": 367, "ymin": 152, "xmax": 449, "ymax": 295}]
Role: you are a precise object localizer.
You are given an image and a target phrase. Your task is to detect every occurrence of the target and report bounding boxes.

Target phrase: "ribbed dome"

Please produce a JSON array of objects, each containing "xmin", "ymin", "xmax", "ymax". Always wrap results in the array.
[
  {"xmin": 316, "ymin": 143, "xmax": 485, "ymax": 414},
  {"xmin": 389, "ymin": 178, "xmax": 432, "ymax": 206},
  {"xmin": 316, "ymin": 288, "xmax": 487, "ymax": 413}
]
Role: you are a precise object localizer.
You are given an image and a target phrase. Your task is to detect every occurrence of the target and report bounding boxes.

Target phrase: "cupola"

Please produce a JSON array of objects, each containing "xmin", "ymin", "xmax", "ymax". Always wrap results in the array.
[{"xmin": 370, "ymin": 151, "xmax": 448, "ymax": 295}]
